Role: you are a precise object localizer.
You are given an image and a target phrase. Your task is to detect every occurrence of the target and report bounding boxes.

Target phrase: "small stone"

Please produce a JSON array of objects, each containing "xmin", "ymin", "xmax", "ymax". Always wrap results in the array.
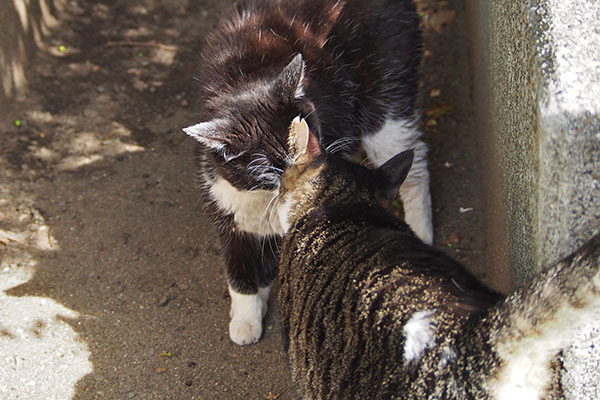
[
  {"xmin": 185, "ymin": 379, "xmax": 193, "ymax": 387},
  {"xmin": 120, "ymin": 386, "xmax": 134, "ymax": 394},
  {"xmin": 158, "ymin": 294, "xmax": 170, "ymax": 307},
  {"xmin": 449, "ymin": 232, "xmax": 461, "ymax": 245}
]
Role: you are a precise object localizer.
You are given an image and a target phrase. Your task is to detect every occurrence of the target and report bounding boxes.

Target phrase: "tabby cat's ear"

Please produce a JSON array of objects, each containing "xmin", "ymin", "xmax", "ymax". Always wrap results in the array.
[
  {"xmin": 378, "ymin": 150, "xmax": 414, "ymax": 200},
  {"xmin": 183, "ymin": 119, "xmax": 244, "ymax": 162},
  {"xmin": 278, "ymin": 53, "xmax": 306, "ymax": 99},
  {"xmin": 289, "ymin": 116, "xmax": 321, "ymax": 165}
]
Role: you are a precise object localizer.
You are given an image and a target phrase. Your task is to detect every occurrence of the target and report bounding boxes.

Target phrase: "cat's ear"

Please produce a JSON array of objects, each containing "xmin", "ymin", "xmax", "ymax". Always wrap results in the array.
[
  {"xmin": 378, "ymin": 150, "xmax": 414, "ymax": 200},
  {"xmin": 278, "ymin": 53, "xmax": 305, "ymax": 99},
  {"xmin": 183, "ymin": 119, "xmax": 244, "ymax": 162},
  {"xmin": 289, "ymin": 116, "xmax": 321, "ymax": 165}
]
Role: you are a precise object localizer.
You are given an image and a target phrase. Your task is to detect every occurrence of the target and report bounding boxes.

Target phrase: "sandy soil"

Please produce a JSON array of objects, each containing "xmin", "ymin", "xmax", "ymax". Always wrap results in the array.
[{"xmin": 0, "ymin": 0, "xmax": 487, "ymax": 399}]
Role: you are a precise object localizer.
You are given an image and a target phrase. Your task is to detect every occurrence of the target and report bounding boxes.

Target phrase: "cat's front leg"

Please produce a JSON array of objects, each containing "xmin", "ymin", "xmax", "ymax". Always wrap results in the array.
[
  {"xmin": 221, "ymin": 229, "xmax": 279, "ymax": 345},
  {"xmin": 228, "ymin": 285, "xmax": 271, "ymax": 345}
]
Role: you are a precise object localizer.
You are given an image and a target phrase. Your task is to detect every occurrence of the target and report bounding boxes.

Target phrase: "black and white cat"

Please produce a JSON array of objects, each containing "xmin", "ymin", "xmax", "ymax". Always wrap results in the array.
[
  {"xmin": 276, "ymin": 117, "xmax": 600, "ymax": 399},
  {"xmin": 183, "ymin": 0, "xmax": 431, "ymax": 345}
]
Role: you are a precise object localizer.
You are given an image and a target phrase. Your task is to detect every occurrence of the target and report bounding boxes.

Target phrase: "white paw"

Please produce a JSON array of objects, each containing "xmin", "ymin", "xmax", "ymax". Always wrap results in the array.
[
  {"xmin": 229, "ymin": 318, "xmax": 263, "ymax": 346},
  {"xmin": 228, "ymin": 285, "xmax": 271, "ymax": 345}
]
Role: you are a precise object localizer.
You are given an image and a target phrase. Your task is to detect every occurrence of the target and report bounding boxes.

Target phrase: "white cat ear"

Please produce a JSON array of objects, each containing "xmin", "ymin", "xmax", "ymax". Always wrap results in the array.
[
  {"xmin": 183, "ymin": 119, "xmax": 245, "ymax": 162},
  {"xmin": 279, "ymin": 53, "xmax": 306, "ymax": 99},
  {"xmin": 289, "ymin": 116, "xmax": 320, "ymax": 164},
  {"xmin": 183, "ymin": 119, "xmax": 228, "ymax": 150}
]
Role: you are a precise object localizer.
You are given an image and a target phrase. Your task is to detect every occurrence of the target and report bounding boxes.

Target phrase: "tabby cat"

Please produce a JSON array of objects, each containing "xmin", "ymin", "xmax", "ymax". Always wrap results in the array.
[
  {"xmin": 276, "ymin": 117, "xmax": 600, "ymax": 399},
  {"xmin": 183, "ymin": 0, "xmax": 431, "ymax": 345}
]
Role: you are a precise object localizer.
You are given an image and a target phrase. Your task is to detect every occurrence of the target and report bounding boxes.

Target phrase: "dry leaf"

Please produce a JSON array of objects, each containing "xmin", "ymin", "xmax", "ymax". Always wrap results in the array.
[
  {"xmin": 429, "ymin": 8, "xmax": 456, "ymax": 33},
  {"xmin": 430, "ymin": 88, "xmax": 441, "ymax": 97},
  {"xmin": 425, "ymin": 102, "xmax": 454, "ymax": 118}
]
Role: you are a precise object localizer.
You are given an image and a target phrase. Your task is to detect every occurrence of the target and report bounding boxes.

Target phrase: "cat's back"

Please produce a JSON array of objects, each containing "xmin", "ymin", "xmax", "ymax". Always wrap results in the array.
[
  {"xmin": 279, "ymin": 200, "xmax": 501, "ymax": 399},
  {"xmin": 196, "ymin": 0, "xmax": 422, "ymax": 126}
]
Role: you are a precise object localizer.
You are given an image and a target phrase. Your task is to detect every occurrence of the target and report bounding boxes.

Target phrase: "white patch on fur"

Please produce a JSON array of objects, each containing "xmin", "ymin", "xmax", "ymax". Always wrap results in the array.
[
  {"xmin": 277, "ymin": 193, "xmax": 294, "ymax": 234},
  {"xmin": 228, "ymin": 285, "xmax": 271, "ymax": 346},
  {"xmin": 490, "ymin": 295, "xmax": 600, "ymax": 399},
  {"xmin": 403, "ymin": 309, "xmax": 437, "ymax": 362},
  {"xmin": 439, "ymin": 346, "xmax": 457, "ymax": 368},
  {"xmin": 206, "ymin": 174, "xmax": 284, "ymax": 236},
  {"xmin": 490, "ymin": 336, "xmax": 562, "ymax": 400},
  {"xmin": 361, "ymin": 118, "xmax": 433, "ymax": 244}
]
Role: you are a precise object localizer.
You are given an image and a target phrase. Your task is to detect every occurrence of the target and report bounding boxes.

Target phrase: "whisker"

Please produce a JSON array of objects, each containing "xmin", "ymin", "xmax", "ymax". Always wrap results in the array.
[
  {"xmin": 303, "ymin": 108, "xmax": 316, "ymax": 119},
  {"xmin": 325, "ymin": 136, "xmax": 360, "ymax": 154}
]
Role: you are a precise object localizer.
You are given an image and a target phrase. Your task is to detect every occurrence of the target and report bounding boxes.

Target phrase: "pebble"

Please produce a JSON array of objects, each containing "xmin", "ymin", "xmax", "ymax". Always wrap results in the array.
[
  {"xmin": 449, "ymin": 232, "xmax": 461, "ymax": 245},
  {"xmin": 120, "ymin": 386, "xmax": 134, "ymax": 394},
  {"xmin": 158, "ymin": 294, "xmax": 170, "ymax": 307}
]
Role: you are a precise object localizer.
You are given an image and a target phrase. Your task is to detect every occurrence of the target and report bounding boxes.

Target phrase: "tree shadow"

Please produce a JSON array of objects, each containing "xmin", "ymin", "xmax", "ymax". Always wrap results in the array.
[{"xmin": 0, "ymin": 0, "xmax": 66, "ymax": 117}]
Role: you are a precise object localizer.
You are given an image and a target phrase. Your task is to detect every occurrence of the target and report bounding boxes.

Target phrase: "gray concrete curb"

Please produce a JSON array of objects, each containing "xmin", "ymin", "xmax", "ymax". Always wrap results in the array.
[{"xmin": 466, "ymin": 0, "xmax": 600, "ymax": 398}]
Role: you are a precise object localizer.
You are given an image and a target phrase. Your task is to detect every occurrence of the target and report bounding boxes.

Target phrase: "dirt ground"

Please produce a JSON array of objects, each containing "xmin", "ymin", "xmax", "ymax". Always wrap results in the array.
[{"xmin": 0, "ymin": 0, "xmax": 487, "ymax": 399}]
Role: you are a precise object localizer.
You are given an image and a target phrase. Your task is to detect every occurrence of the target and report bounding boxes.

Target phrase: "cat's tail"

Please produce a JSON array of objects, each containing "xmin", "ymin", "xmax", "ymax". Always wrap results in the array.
[{"xmin": 469, "ymin": 233, "xmax": 600, "ymax": 399}]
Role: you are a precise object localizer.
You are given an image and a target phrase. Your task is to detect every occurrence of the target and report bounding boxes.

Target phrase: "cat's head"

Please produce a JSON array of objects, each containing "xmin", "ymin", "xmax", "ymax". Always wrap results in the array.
[
  {"xmin": 183, "ymin": 54, "xmax": 317, "ymax": 191},
  {"xmin": 278, "ymin": 117, "xmax": 414, "ymax": 233}
]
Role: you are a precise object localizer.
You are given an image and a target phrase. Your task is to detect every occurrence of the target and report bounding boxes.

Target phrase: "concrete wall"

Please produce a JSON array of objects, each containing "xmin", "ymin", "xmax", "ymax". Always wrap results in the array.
[
  {"xmin": 0, "ymin": 0, "xmax": 62, "ymax": 119},
  {"xmin": 465, "ymin": 0, "xmax": 600, "ymax": 398},
  {"xmin": 465, "ymin": 0, "xmax": 540, "ymax": 291}
]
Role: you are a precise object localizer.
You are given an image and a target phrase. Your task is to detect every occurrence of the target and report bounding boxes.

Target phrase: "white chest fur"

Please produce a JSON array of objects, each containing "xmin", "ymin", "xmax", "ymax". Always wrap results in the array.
[{"xmin": 206, "ymin": 174, "xmax": 284, "ymax": 236}]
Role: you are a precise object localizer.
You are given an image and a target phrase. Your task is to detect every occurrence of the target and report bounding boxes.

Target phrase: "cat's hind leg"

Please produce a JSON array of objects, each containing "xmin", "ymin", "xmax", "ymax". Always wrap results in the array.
[
  {"xmin": 476, "ymin": 234, "xmax": 600, "ymax": 399},
  {"xmin": 362, "ymin": 118, "xmax": 433, "ymax": 244}
]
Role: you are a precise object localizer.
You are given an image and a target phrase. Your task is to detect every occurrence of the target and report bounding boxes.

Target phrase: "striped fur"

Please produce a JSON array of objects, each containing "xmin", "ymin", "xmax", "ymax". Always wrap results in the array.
[{"xmin": 277, "ymin": 130, "xmax": 600, "ymax": 399}]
